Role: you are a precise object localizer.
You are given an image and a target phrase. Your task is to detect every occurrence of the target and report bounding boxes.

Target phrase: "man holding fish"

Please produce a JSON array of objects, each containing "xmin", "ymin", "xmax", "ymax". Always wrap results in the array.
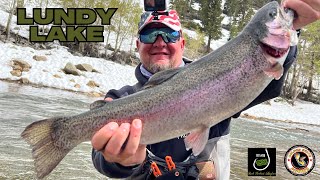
[
  {"xmin": 20, "ymin": 0, "xmax": 320, "ymax": 179},
  {"xmin": 91, "ymin": 0, "xmax": 320, "ymax": 179}
]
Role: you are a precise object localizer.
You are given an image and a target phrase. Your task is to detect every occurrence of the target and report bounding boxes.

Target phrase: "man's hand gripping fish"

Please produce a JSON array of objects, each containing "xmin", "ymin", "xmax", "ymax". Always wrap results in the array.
[{"xmin": 21, "ymin": 2, "xmax": 298, "ymax": 179}]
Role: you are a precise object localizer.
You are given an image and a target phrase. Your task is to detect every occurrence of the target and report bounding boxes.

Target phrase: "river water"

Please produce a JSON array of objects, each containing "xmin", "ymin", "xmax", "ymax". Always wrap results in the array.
[{"xmin": 0, "ymin": 81, "xmax": 319, "ymax": 180}]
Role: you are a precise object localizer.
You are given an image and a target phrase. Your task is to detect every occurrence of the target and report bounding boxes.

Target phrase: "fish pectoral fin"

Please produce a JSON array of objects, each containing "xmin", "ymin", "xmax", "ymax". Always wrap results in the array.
[
  {"xmin": 90, "ymin": 100, "xmax": 107, "ymax": 110},
  {"xmin": 264, "ymin": 62, "xmax": 284, "ymax": 80},
  {"xmin": 184, "ymin": 127, "xmax": 210, "ymax": 156},
  {"xmin": 143, "ymin": 67, "xmax": 183, "ymax": 89}
]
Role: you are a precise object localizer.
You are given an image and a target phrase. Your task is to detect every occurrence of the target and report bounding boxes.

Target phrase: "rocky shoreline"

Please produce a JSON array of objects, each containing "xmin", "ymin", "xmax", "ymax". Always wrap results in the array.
[{"xmin": 0, "ymin": 79, "xmax": 104, "ymax": 97}]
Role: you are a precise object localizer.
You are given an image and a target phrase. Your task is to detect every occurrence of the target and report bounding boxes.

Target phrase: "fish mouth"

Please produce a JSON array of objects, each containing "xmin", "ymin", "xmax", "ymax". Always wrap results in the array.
[
  {"xmin": 260, "ymin": 37, "xmax": 288, "ymax": 80},
  {"xmin": 261, "ymin": 27, "xmax": 291, "ymax": 58},
  {"xmin": 260, "ymin": 42, "xmax": 289, "ymax": 58},
  {"xmin": 260, "ymin": 6, "xmax": 295, "ymax": 59},
  {"xmin": 260, "ymin": 34, "xmax": 289, "ymax": 80}
]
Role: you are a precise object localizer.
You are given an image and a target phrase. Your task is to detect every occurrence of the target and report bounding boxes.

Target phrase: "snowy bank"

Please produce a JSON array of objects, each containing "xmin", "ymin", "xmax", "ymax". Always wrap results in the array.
[{"xmin": 0, "ymin": 41, "xmax": 137, "ymax": 95}]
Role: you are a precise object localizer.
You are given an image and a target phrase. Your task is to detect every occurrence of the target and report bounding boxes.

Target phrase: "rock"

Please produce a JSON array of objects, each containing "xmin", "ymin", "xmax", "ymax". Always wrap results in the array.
[
  {"xmin": 13, "ymin": 65, "xmax": 22, "ymax": 71},
  {"xmin": 44, "ymin": 27, "xmax": 50, "ymax": 33},
  {"xmin": 106, "ymin": 43, "xmax": 115, "ymax": 51},
  {"xmin": 40, "ymin": 44, "xmax": 47, "ymax": 49},
  {"xmin": 11, "ymin": 59, "xmax": 31, "ymax": 72},
  {"xmin": 91, "ymin": 92, "xmax": 103, "ymax": 97},
  {"xmin": 87, "ymin": 80, "xmax": 99, "ymax": 88},
  {"xmin": 221, "ymin": 23, "xmax": 231, "ymax": 31},
  {"xmin": 262, "ymin": 100, "xmax": 271, "ymax": 105},
  {"xmin": 74, "ymin": 84, "xmax": 81, "ymax": 88},
  {"xmin": 107, "ymin": 51, "xmax": 139, "ymax": 66},
  {"xmin": 295, "ymin": 127, "xmax": 309, "ymax": 132},
  {"xmin": 70, "ymin": 79, "xmax": 75, "ymax": 83},
  {"xmin": 87, "ymin": 92, "xmax": 103, "ymax": 97},
  {"xmin": 33, "ymin": 55, "xmax": 47, "ymax": 61},
  {"xmin": 274, "ymin": 98, "xmax": 284, "ymax": 102},
  {"xmin": 20, "ymin": 78, "xmax": 29, "ymax": 84},
  {"xmin": 53, "ymin": 74, "xmax": 61, "ymax": 78},
  {"xmin": 10, "ymin": 70, "xmax": 22, "ymax": 77},
  {"xmin": 92, "ymin": 68, "xmax": 99, "ymax": 73},
  {"xmin": 63, "ymin": 62, "xmax": 81, "ymax": 76},
  {"xmin": 73, "ymin": 52, "xmax": 83, "ymax": 57},
  {"xmin": 76, "ymin": 63, "xmax": 93, "ymax": 72},
  {"xmin": 284, "ymin": 119, "xmax": 293, "ymax": 123}
]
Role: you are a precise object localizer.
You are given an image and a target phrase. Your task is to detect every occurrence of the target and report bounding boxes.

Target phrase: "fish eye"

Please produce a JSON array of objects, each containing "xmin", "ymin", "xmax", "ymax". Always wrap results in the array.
[
  {"xmin": 284, "ymin": 8, "xmax": 289, "ymax": 13},
  {"xmin": 269, "ymin": 10, "xmax": 277, "ymax": 18}
]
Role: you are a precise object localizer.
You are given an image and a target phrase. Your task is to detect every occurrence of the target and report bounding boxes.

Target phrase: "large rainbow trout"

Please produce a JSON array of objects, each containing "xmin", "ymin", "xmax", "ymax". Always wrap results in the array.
[{"xmin": 22, "ymin": 2, "xmax": 298, "ymax": 179}]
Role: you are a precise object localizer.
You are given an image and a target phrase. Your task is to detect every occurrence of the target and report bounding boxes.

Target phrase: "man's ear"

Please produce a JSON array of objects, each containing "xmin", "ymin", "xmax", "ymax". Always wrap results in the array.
[
  {"xmin": 136, "ymin": 39, "xmax": 140, "ymax": 50},
  {"xmin": 180, "ymin": 37, "xmax": 185, "ymax": 50}
]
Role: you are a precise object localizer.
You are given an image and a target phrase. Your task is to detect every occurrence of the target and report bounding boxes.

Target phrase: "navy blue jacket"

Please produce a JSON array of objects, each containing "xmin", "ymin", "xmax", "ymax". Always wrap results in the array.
[{"xmin": 92, "ymin": 46, "xmax": 297, "ymax": 178}]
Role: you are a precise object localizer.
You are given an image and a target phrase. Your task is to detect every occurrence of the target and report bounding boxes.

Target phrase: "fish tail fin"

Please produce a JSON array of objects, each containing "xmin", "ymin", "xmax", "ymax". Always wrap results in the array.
[{"xmin": 21, "ymin": 117, "xmax": 71, "ymax": 179}]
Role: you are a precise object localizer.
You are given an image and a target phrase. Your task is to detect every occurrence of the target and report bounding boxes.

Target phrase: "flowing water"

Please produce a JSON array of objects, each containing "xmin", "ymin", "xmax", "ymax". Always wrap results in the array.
[
  {"xmin": 0, "ymin": 81, "xmax": 319, "ymax": 179},
  {"xmin": 230, "ymin": 117, "xmax": 320, "ymax": 179}
]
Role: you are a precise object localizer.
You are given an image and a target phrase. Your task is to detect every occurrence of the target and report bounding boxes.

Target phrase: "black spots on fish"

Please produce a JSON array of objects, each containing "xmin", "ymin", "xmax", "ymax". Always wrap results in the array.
[
  {"xmin": 109, "ymin": 108, "xmax": 121, "ymax": 117},
  {"xmin": 52, "ymin": 118, "xmax": 72, "ymax": 148},
  {"xmin": 21, "ymin": 117, "xmax": 73, "ymax": 178},
  {"xmin": 239, "ymin": 69, "xmax": 250, "ymax": 80}
]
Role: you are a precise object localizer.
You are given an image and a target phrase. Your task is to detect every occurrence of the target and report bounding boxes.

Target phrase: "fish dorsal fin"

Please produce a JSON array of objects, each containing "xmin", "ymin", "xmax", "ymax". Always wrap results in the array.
[
  {"xmin": 89, "ymin": 100, "xmax": 107, "ymax": 110},
  {"xmin": 143, "ymin": 67, "xmax": 183, "ymax": 89},
  {"xmin": 184, "ymin": 126, "xmax": 210, "ymax": 156}
]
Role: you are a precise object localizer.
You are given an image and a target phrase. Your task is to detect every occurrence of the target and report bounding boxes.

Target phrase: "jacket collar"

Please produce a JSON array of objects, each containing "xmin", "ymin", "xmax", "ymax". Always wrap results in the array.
[{"xmin": 134, "ymin": 57, "xmax": 192, "ymax": 86}]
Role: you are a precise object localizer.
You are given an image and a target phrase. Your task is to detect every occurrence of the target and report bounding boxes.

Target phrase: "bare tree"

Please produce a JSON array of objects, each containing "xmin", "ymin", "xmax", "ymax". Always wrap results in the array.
[{"xmin": 5, "ymin": 0, "xmax": 17, "ymax": 41}]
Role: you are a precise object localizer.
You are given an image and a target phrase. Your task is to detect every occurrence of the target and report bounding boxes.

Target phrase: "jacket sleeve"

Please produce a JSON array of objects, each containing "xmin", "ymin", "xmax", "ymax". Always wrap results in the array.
[
  {"xmin": 232, "ymin": 45, "xmax": 298, "ymax": 118},
  {"xmin": 91, "ymin": 149, "xmax": 140, "ymax": 178}
]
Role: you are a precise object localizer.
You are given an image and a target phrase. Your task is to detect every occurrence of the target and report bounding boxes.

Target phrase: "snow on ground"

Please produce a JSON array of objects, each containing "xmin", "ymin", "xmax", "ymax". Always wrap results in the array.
[
  {"xmin": 243, "ymin": 98, "xmax": 320, "ymax": 125},
  {"xmin": 0, "ymin": 41, "xmax": 137, "ymax": 95}
]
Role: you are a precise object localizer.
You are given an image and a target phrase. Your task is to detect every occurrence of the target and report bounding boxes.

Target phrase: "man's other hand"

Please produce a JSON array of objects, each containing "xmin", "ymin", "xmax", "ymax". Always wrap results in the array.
[
  {"xmin": 91, "ymin": 98, "xmax": 146, "ymax": 167},
  {"xmin": 283, "ymin": 0, "xmax": 320, "ymax": 29}
]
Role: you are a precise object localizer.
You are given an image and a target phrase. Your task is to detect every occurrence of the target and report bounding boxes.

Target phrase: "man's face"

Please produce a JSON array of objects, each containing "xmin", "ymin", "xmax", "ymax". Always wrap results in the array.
[{"xmin": 136, "ymin": 25, "xmax": 185, "ymax": 74}]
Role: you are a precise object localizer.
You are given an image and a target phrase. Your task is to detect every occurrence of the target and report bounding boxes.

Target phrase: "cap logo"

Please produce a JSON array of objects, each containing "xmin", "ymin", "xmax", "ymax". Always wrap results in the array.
[{"xmin": 138, "ymin": 10, "xmax": 181, "ymax": 33}]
